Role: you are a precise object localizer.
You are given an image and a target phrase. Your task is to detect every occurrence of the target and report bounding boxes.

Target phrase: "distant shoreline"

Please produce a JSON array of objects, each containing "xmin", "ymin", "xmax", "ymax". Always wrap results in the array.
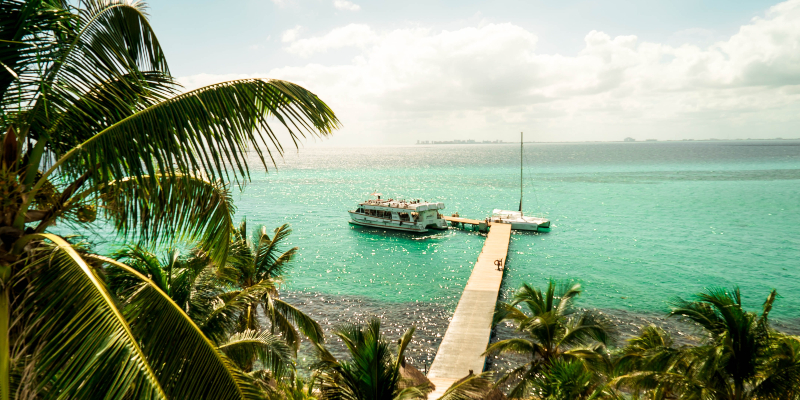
[{"xmin": 414, "ymin": 138, "xmax": 800, "ymax": 145}]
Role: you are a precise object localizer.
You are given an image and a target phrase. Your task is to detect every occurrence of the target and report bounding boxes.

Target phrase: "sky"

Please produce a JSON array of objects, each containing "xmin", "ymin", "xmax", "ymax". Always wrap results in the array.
[{"xmin": 148, "ymin": 0, "xmax": 800, "ymax": 145}]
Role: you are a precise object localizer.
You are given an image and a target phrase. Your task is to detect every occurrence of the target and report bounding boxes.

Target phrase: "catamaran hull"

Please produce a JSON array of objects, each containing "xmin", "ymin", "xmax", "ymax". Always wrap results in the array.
[
  {"xmin": 510, "ymin": 222, "xmax": 540, "ymax": 231},
  {"xmin": 489, "ymin": 217, "xmax": 550, "ymax": 232},
  {"xmin": 497, "ymin": 222, "xmax": 549, "ymax": 232}
]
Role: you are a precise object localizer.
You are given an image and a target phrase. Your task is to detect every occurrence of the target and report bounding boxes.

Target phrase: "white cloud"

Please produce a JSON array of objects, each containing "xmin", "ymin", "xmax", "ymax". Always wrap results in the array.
[
  {"xmin": 333, "ymin": 0, "xmax": 360, "ymax": 11},
  {"xmin": 285, "ymin": 24, "xmax": 377, "ymax": 56},
  {"xmin": 181, "ymin": 0, "xmax": 800, "ymax": 145},
  {"xmin": 281, "ymin": 26, "xmax": 303, "ymax": 43},
  {"xmin": 271, "ymin": 0, "xmax": 291, "ymax": 7}
]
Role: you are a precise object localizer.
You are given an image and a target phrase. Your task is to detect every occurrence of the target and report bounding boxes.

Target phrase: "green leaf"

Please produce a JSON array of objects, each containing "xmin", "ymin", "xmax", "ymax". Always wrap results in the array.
[
  {"xmin": 14, "ymin": 234, "xmax": 166, "ymax": 400},
  {"xmin": 101, "ymin": 173, "xmax": 236, "ymax": 266},
  {"xmin": 218, "ymin": 329, "xmax": 294, "ymax": 376},
  {"xmin": 50, "ymin": 78, "xmax": 339, "ymax": 188},
  {"xmin": 93, "ymin": 255, "xmax": 265, "ymax": 400},
  {"xmin": 200, "ymin": 278, "xmax": 278, "ymax": 343},
  {"xmin": 437, "ymin": 372, "xmax": 493, "ymax": 400},
  {"xmin": 271, "ymin": 297, "xmax": 325, "ymax": 347}
]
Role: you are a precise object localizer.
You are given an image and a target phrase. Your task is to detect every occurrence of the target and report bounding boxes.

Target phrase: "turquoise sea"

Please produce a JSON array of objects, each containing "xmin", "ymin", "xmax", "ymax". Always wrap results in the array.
[
  {"xmin": 84, "ymin": 140, "xmax": 800, "ymax": 367},
  {"xmin": 228, "ymin": 140, "xmax": 800, "ymax": 367}
]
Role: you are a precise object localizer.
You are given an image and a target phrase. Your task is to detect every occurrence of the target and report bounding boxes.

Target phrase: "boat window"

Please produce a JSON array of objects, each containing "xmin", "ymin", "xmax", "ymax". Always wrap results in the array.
[{"xmin": 399, "ymin": 212, "xmax": 410, "ymax": 221}]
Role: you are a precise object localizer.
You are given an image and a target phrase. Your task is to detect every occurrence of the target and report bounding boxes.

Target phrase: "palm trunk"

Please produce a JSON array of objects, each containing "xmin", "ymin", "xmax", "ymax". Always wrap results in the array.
[
  {"xmin": 734, "ymin": 381, "xmax": 743, "ymax": 400},
  {"xmin": 0, "ymin": 281, "xmax": 9, "ymax": 400}
]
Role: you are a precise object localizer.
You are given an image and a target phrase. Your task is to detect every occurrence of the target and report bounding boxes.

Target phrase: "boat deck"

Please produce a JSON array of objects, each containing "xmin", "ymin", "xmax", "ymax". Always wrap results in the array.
[{"xmin": 426, "ymin": 223, "xmax": 512, "ymax": 399}]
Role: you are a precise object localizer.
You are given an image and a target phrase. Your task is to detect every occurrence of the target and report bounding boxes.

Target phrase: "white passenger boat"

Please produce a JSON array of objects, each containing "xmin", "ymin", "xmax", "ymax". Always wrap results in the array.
[
  {"xmin": 489, "ymin": 132, "xmax": 551, "ymax": 232},
  {"xmin": 349, "ymin": 195, "xmax": 448, "ymax": 233}
]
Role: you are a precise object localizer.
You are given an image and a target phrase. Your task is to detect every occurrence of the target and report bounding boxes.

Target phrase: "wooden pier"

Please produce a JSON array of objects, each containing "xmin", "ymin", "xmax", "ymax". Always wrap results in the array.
[
  {"xmin": 426, "ymin": 223, "xmax": 512, "ymax": 399},
  {"xmin": 441, "ymin": 215, "xmax": 489, "ymax": 232}
]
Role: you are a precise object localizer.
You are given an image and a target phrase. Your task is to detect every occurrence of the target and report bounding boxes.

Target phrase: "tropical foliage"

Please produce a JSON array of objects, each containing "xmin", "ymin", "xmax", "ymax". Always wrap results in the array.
[
  {"xmin": 488, "ymin": 281, "xmax": 800, "ymax": 400},
  {"xmin": 0, "ymin": 0, "xmax": 337, "ymax": 399},
  {"xmin": 312, "ymin": 318, "xmax": 493, "ymax": 400},
  {"xmin": 107, "ymin": 245, "xmax": 294, "ymax": 377},
  {"xmin": 108, "ymin": 221, "xmax": 324, "ymax": 376},
  {"xmin": 485, "ymin": 281, "xmax": 615, "ymax": 399},
  {"xmin": 223, "ymin": 221, "xmax": 324, "ymax": 352},
  {"xmin": 614, "ymin": 288, "xmax": 800, "ymax": 400},
  {"xmin": 1, "ymin": 2, "xmax": 798, "ymax": 400}
]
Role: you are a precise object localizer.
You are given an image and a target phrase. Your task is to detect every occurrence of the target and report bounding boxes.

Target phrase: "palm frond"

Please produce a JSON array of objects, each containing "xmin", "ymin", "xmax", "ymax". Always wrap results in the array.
[
  {"xmin": 107, "ymin": 244, "xmax": 166, "ymax": 298},
  {"xmin": 200, "ymin": 278, "xmax": 278, "ymax": 343},
  {"xmin": 394, "ymin": 385, "xmax": 430, "ymax": 400},
  {"xmin": 218, "ymin": 329, "xmax": 294, "ymax": 376},
  {"xmin": 483, "ymin": 338, "xmax": 537, "ymax": 357},
  {"xmin": 559, "ymin": 312, "xmax": 615, "ymax": 347},
  {"xmin": 42, "ymin": 78, "xmax": 338, "ymax": 188},
  {"xmin": 92, "ymin": 255, "xmax": 265, "ymax": 400},
  {"xmin": 1, "ymin": 1, "xmax": 75, "ymax": 111},
  {"xmin": 48, "ymin": 71, "xmax": 177, "ymax": 154},
  {"xmin": 436, "ymin": 372, "xmax": 493, "ymax": 400},
  {"xmin": 271, "ymin": 298, "xmax": 325, "ymax": 346},
  {"xmin": 13, "ymin": 234, "xmax": 166, "ymax": 399},
  {"xmin": 101, "ymin": 173, "xmax": 236, "ymax": 265},
  {"xmin": 270, "ymin": 308, "xmax": 302, "ymax": 353},
  {"xmin": 395, "ymin": 326, "xmax": 415, "ymax": 370},
  {"xmin": 492, "ymin": 301, "xmax": 529, "ymax": 327},
  {"xmin": 255, "ymin": 224, "xmax": 297, "ymax": 279}
]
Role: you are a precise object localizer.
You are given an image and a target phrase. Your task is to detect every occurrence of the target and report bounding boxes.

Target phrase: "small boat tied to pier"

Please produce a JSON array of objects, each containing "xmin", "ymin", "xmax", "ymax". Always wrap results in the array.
[
  {"xmin": 489, "ymin": 209, "xmax": 550, "ymax": 232},
  {"xmin": 489, "ymin": 132, "xmax": 551, "ymax": 232},
  {"xmin": 349, "ymin": 193, "xmax": 448, "ymax": 233}
]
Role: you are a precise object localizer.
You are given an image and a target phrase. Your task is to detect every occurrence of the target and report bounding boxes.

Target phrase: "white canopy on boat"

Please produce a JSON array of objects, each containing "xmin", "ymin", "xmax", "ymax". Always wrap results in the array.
[{"xmin": 361, "ymin": 199, "xmax": 445, "ymax": 211}]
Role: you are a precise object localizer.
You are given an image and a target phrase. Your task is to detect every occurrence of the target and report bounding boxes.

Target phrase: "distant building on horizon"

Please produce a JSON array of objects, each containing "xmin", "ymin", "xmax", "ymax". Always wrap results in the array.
[
  {"xmin": 624, "ymin": 137, "xmax": 636, "ymax": 142},
  {"xmin": 416, "ymin": 139, "xmax": 504, "ymax": 145}
]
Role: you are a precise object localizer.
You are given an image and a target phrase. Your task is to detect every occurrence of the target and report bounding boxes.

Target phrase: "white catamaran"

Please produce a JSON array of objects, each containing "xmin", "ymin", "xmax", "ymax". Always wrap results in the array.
[
  {"xmin": 489, "ymin": 132, "xmax": 551, "ymax": 232},
  {"xmin": 349, "ymin": 193, "xmax": 448, "ymax": 233}
]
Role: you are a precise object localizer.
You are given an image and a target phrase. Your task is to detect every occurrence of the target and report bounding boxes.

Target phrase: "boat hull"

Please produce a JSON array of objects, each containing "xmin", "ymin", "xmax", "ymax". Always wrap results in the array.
[
  {"xmin": 489, "ymin": 218, "xmax": 550, "ymax": 232},
  {"xmin": 510, "ymin": 222, "xmax": 541, "ymax": 231},
  {"xmin": 348, "ymin": 219, "xmax": 429, "ymax": 232},
  {"xmin": 348, "ymin": 212, "xmax": 432, "ymax": 232}
]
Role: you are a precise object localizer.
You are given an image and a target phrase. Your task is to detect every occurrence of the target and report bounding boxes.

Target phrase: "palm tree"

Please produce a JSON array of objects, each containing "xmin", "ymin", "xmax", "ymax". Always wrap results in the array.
[
  {"xmin": 671, "ymin": 287, "xmax": 776, "ymax": 400},
  {"xmin": 612, "ymin": 325, "xmax": 689, "ymax": 399},
  {"xmin": 108, "ymin": 246, "xmax": 294, "ymax": 376},
  {"xmin": 276, "ymin": 373, "xmax": 320, "ymax": 400},
  {"xmin": 313, "ymin": 318, "xmax": 492, "ymax": 400},
  {"xmin": 485, "ymin": 281, "xmax": 614, "ymax": 399},
  {"xmin": 528, "ymin": 359, "xmax": 603, "ymax": 400},
  {"xmin": 0, "ymin": 1, "xmax": 338, "ymax": 399},
  {"xmin": 222, "ymin": 221, "xmax": 324, "ymax": 351},
  {"xmin": 614, "ymin": 287, "xmax": 800, "ymax": 400}
]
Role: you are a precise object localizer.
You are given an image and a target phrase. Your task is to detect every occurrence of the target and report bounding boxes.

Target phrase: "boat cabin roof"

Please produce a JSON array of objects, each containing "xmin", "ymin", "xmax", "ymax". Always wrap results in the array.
[
  {"xmin": 359, "ymin": 199, "xmax": 445, "ymax": 211},
  {"xmin": 492, "ymin": 209, "xmax": 522, "ymax": 217}
]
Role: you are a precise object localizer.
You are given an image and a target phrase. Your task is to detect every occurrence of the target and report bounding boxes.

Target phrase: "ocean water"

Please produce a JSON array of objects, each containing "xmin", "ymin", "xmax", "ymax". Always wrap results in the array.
[
  {"xmin": 77, "ymin": 140, "xmax": 800, "ymax": 367},
  {"xmin": 231, "ymin": 140, "xmax": 800, "ymax": 367}
]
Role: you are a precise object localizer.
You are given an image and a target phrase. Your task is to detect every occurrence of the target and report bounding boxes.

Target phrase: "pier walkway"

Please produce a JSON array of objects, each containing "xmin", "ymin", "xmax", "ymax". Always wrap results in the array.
[
  {"xmin": 427, "ymin": 223, "xmax": 512, "ymax": 399},
  {"xmin": 441, "ymin": 215, "xmax": 489, "ymax": 232},
  {"xmin": 441, "ymin": 215, "xmax": 484, "ymax": 225}
]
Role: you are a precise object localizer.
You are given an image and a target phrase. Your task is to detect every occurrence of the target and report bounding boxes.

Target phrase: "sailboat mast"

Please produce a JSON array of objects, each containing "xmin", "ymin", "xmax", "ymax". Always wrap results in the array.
[{"xmin": 519, "ymin": 132, "xmax": 523, "ymax": 212}]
